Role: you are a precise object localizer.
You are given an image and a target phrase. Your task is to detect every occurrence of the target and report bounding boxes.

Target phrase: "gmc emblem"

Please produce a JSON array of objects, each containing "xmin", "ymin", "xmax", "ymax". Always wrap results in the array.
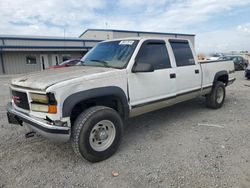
[{"xmin": 12, "ymin": 96, "xmax": 21, "ymax": 104}]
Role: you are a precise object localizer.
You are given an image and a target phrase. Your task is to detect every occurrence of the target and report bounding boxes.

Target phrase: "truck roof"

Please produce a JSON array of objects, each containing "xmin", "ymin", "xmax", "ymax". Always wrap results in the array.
[{"xmin": 101, "ymin": 37, "xmax": 191, "ymax": 43}]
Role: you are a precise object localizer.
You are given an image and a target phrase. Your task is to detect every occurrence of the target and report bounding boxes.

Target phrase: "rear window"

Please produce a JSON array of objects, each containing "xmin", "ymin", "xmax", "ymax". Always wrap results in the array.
[{"xmin": 170, "ymin": 40, "xmax": 195, "ymax": 67}]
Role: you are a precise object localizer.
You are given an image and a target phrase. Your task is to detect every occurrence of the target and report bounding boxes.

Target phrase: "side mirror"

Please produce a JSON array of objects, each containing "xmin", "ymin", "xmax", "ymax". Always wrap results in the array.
[{"xmin": 132, "ymin": 63, "xmax": 154, "ymax": 73}]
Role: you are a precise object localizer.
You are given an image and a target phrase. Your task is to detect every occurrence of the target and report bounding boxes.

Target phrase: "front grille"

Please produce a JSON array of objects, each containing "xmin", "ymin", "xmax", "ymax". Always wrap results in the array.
[{"xmin": 12, "ymin": 90, "xmax": 30, "ymax": 110}]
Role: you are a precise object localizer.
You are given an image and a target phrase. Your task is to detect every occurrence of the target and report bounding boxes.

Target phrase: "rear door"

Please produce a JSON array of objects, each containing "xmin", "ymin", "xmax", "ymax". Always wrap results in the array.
[
  {"xmin": 128, "ymin": 39, "xmax": 176, "ymax": 115},
  {"xmin": 169, "ymin": 40, "xmax": 201, "ymax": 98}
]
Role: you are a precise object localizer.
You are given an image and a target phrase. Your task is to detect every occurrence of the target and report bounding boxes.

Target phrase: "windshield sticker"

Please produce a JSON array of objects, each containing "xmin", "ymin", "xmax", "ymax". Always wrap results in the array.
[{"xmin": 119, "ymin": 41, "xmax": 134, "ymax": 45}]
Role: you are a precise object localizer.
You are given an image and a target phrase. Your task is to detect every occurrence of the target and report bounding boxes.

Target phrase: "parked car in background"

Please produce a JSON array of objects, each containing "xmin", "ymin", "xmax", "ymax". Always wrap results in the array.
[
  {"xmin": 218, "ymin": 55, "xmax": 248, "ymax": 71},
  {"xmin": 49, "ymin": 59, "xmax": 80, "ymax": 69},
  {"xmin": 207, "ymin": 54, "xmax": 222, "ymax": 61},
  {"xmin": 245, "ymin": 65, "xmax": 250, "ymax": 79}
]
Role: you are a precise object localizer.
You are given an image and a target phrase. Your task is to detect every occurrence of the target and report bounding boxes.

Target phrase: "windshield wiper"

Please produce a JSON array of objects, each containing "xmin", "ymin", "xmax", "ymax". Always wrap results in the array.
[{"xmin": 90, "ymin": 59, "xmax": 109, "ymax": 67}]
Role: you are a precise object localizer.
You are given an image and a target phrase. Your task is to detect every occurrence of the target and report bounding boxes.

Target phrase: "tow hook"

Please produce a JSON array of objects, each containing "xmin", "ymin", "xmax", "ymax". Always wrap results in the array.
[{"xmin": 25, "ymin": 131, "xmax": 36, "ymax": 138}]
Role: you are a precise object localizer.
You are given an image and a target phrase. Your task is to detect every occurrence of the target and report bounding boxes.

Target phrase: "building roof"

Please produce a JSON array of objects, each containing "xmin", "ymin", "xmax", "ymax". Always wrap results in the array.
[
  {"xmin": 0, "ymin": 34, "xmax": 102, "ymax": 51},
  {"xmin": 0, "ymin": 34, "xmax": 101, "ymax": 42},
  {"xmin": 79, "ymin": 28, "xmax": 195, "ymax": 38},
  {"xmin": 0, "ymin": 46, "xmax": 93, "ymax": 52}
]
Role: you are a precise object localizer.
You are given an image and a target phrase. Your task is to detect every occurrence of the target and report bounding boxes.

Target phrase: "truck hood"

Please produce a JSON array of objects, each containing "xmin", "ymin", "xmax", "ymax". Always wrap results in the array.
[{"xmin": 11, "ymin": 66, "xmax": 118, "ymax": 90}]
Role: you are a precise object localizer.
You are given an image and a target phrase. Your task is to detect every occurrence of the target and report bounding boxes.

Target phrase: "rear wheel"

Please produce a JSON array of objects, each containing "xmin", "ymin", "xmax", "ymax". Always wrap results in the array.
[
  {"xmin": 71, "ymin": 106, "xmax": 123, "ymax": 162},
  {"xmin": 206, "ymin": 81, "xmax": 225, "ymax": 109}
]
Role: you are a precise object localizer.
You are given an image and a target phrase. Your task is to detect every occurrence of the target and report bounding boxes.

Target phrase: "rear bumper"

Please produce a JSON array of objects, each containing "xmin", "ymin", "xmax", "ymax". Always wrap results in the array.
[{"xmin": 6, "ymin": 102, "xmax": 70, "ymax": 142}]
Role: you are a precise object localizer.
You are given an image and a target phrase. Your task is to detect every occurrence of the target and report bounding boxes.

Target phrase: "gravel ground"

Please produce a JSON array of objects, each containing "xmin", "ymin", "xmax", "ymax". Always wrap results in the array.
[{"xmin": 0, "ymin": 71, "xmax": 249, "ymax": 188}]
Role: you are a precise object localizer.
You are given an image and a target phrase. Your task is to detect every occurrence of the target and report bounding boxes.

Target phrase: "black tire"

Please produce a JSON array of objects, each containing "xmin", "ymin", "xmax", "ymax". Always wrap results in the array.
[
  {"xmin": 71, "ymin": 106, "xmax": 123, "ymax": 162},
  {"xmin": 206, "ymin": 81, "xmax": 226, "ymax": 109}
]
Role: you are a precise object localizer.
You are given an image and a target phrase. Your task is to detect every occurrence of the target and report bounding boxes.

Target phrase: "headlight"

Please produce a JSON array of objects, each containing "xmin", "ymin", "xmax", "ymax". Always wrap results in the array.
[
  {"xmin": 30, "ymin": 93, "xmax": 57, "ymax": 114},
  {"xmin": 30, "ymin": 103, "xmax": 57, "ymax": 113},
  {"xmin": 31, "ymin": 103, "xmax": 48, "ymax": 112},
  {"xmin": 30, "ymin": 93, "xmax": 48, "ymax": 104}
]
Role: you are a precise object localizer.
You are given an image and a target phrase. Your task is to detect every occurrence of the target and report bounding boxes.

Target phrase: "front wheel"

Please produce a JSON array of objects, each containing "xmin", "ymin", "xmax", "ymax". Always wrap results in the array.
[
  {"xmin": 206, "ymin": 81, "xmax": 226, "ymax": 109},
  {"xmin": 71, "ymin": 106, "xmax": 123, "ymax": 162}
]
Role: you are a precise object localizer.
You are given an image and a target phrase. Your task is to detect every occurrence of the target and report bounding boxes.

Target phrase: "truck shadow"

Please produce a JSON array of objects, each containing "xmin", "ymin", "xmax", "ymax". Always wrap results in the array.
[
  {"xmin": 45, "ymin": 96, "xmax": 232, "ymax": 162},
  {"xmin": 121, "ymin": 96, "xmax": 230, "ymax": 150}
]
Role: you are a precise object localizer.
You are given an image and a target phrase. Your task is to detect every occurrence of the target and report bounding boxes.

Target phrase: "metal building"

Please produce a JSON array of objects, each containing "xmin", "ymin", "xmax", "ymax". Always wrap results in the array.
[
  {"xmin": 79, "ymin": 29, "xmax": 195, "ymax": 46},
  {"xmin": 0, "ymin": 35, "xmax": 100, "ymax": 75},
  {"xmin": 0, "ymin": 29, "xmax": 195, "ymax": 75}
]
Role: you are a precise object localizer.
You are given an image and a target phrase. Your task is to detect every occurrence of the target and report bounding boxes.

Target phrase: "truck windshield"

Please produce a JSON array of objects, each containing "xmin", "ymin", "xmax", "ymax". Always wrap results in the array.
[{"xmin": 80, "ymin": 40, "xmax": 139, "ymax": 69}]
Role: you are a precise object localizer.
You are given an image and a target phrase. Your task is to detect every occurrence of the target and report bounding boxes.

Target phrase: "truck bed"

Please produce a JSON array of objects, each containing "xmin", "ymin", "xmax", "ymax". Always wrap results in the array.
[{"xmin": 199, "ymin": 60, "xmax": 235, "ymax": 90}]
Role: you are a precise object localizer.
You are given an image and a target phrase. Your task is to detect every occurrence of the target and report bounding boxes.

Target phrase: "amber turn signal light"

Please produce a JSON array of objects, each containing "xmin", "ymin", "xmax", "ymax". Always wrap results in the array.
[{"xmin": 48, "ymin": 105, "xmax": 57, "ymax": 114}]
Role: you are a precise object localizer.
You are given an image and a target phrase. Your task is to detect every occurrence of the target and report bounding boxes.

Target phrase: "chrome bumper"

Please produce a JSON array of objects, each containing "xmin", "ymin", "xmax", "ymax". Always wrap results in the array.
[{"xmin": 6, "ymin": 102, "xmax": 70, "ymax": 142}]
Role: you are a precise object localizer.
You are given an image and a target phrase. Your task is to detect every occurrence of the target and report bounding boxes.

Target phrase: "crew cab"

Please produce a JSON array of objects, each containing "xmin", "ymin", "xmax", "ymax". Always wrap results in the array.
[{"xmin": 7, "ymin": 37, "xmax": 235, "ymax": 162}]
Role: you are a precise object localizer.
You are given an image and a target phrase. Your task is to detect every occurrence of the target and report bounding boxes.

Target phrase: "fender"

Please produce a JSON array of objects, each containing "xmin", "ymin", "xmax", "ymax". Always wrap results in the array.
[
  {"xmin": 62, "ymin": 86, "xmax": 129, "ymax": 118},
  {"xmin": 213, "ymin": 70, "xmax": 228, "ymax": 84}
]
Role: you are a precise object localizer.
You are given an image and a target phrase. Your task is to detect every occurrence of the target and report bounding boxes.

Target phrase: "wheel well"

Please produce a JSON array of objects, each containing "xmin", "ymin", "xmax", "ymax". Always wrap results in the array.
[
  {"xmin": 216, "ymin": 74, "xmax": 228, "ymax": 85},
  {"xmin": 70, "ymin": 95, "xmax": 125, "ymax": 125}
]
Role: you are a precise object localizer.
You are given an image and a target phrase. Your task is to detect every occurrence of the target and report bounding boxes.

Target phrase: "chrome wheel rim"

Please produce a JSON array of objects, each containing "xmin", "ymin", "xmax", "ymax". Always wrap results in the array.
[
  {"xmin": 89, "ymin": 120, "xmax": 116, "ymax": 152},
  {"xmin": 216, "ymin": 87, "xmax": 224, "ymax": 104}
]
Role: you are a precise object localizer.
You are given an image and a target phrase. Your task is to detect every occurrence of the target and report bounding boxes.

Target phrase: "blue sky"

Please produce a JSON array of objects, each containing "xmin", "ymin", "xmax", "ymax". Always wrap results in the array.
[{"xmin": 0, "ymin": 0, "xmax": 250, "ymax": 53}]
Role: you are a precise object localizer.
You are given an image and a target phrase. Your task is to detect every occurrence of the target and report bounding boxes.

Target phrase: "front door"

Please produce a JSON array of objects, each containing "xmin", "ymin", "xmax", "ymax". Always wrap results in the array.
[
  {"xmin": 128, "ymin": 40, "xmax": 176, "ymax": 116},
  {"xmin": 40, "ymin": 54, "xmax": 49, "ymax": 70}
]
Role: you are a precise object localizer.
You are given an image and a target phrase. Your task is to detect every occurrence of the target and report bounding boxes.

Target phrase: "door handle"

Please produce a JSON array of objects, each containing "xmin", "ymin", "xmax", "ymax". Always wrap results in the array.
[
  {"xmin": 170, "ymin": 73, "xmax": 176, "ymax": 79},
  {"xmin": 195, "ymin": 69, "xmax": 199, "ymax": 74}
]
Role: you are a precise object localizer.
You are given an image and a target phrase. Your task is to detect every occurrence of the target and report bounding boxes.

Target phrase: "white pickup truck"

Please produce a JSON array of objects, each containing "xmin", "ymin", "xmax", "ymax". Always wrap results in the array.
[{"xmin": 7, "ymin": 37, "xmax": 235, "ymax": 162}]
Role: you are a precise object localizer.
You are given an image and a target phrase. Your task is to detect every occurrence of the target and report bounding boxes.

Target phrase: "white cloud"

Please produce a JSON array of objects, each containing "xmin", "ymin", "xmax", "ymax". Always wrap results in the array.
[
  {"xmin": 196, "ymin": 27, "xmax": 250, "ymax": 54},
  {"xmin": 237, "ymin": 23, "xmax": 250, "ymax": 34},
  {"xmin": 122, "ymin": 0, "xmax": 250, "ymax": 31},
  {"xmin": 0, "ymin": 0, "xmax": 106, "ymax": 36},
  {"xmin": 119, "ymin": 0, "xmax": 167, "ymax": 13},
  {"xmin": 0, "ymin": 0, "xmax": 249, "ymax": 53},
  {"xmin": 119, "ymin": 0, "xmax": 166, "ymax": 6}
]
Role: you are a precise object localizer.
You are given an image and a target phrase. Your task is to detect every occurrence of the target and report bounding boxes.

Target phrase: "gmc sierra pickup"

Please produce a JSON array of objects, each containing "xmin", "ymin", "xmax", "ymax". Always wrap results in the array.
[{"xmin": 7, "ymin": 37, "xmax": 235, "ymax": 162}]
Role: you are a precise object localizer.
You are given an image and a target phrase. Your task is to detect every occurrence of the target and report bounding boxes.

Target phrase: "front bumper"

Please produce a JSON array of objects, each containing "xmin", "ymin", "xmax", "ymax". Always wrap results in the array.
[{"xmin": 6, "ymin": 102, "xmax": 70, "ymax": 142}]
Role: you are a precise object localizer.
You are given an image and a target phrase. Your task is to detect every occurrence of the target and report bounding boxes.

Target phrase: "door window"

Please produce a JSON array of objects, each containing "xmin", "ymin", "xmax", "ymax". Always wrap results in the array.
[
  {"xmin": 170, "ymin": 40, "xmax": 195, "ymax": 67},
  {"xmin": 136, "ymin": 41, "xmax": 171, "ymax": 70},
  {"xmin": 238, "ymin": 57, "xmax": 243, "ymax": 63}
]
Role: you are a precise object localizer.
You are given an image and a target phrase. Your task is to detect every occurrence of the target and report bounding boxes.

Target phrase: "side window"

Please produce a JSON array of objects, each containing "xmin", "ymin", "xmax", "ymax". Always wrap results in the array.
[
  {"xmin": 62, "ymin": 54, "xmax": 71, "ymax": 61},
  {"xmin": 136, "ymin": 41, "xmax": 171, "ymax": 70},
  {"xmin": 26, "ymin": 55, "xmax": 37, "ymax": 65},
  {"xmin": 170, "ymin": 41, "xmax": 195, "ymax": 67},
  {"xmin": 238, "ymin": 57, "xmax": 243, "ymax": 62}
]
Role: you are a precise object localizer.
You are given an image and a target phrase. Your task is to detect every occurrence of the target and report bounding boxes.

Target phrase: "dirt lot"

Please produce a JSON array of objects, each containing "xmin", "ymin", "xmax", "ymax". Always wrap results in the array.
[{"xmin": 0, "ymin": 71, "xmax": 249, "ymax": 188}]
